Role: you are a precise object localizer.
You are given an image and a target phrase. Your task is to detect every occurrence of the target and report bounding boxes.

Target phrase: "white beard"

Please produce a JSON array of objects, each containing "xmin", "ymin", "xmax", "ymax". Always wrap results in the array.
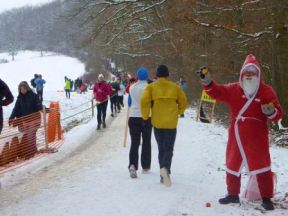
[{"xmin": 242, "ymin": 76, "xmax": 258, "ymax": 96}]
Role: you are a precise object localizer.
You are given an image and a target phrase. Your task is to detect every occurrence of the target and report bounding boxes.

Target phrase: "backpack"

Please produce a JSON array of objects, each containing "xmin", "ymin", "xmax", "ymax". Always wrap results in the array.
[{"xmin": 30, "ymin": 78, "xmax": 36, "ymax": 88}]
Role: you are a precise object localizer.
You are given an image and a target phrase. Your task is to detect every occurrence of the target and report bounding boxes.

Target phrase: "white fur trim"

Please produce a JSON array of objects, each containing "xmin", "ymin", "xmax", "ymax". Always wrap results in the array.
[
  {"xmin": 249, "ymin": 166, "xmax": 271, "ymax": 175},
  {"xmin": 226, "ymin": 162, "xmax": 244, "ymax": 177},
  {"xmin": 268, "ymin": 108, "xmax": 278, "ymax": 120},
  {"xmin": 240, "ymin": 63, "xmax": 261, "ymax": 76},
  {"xmin": 226, "ymin": 168, "xmax": 241, "ymax": 177},
  {"xmin": 234, "ymin": 87, "xmax": 259, "ymax": 173},
  {"xmin": 227, "ymin": 165, "xmax": 271, "ymax": 176},
  {"xmin": 205, "ymin": 86, "xmax": 213, "ymax": 92}
]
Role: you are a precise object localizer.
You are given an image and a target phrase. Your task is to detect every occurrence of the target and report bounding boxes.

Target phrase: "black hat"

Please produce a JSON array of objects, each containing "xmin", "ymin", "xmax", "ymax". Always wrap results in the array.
[{"xmin": 156, "ymin": 65, "xmax": 169, "ymax": 77}]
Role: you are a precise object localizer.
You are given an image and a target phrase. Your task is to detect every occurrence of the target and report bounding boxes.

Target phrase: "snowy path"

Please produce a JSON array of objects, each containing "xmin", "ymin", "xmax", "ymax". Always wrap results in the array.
[{"xmin": 0, "ymin": 110, "xmax": 287, "ymax": 216}]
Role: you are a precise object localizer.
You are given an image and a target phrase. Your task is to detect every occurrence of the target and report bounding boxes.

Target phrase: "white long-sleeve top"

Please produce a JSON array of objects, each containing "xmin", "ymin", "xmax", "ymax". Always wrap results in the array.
[{"xmin": 128, "ymin": 81, "xmax": 148, "ymax": 117}]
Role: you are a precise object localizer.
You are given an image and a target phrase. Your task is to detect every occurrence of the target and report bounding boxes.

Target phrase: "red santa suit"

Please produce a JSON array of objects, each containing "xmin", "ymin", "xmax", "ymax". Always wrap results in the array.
[{"xmin": 204, "ymin": 54, "xmax": 282, "ymax": 198}]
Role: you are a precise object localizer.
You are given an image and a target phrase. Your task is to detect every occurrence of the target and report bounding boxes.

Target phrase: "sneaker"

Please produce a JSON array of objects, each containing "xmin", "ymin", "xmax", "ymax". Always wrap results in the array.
[
  {"xmin": 103, "ymin": 121, "xmax": 106, "ymax": 128},
  {"xmin": 218, "ymin": 195, "xmax": 240, "ymax": 204},
  {"xmin": 96, "ymin": 124, "xmax": 101, "ymax": 130},
  {"xmin": 261, "ymin": 198, "xmax": 274, "ymax": 211},
  {"xmin": 142, "ymin": 169, "xmax": 150, "ymax": 174},
  {"xmin": 160, "ymin": 167, "xmax": 171, "ymax": 187},
  {"xmin": 129, "ymin": 165, "xmax": 137, "ymax": 179}
]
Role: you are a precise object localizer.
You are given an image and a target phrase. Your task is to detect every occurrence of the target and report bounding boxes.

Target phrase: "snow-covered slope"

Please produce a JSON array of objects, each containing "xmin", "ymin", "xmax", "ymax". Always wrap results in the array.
[
  {"xmin": 0, "ymin": 51, "xmax": 84, "ymax": 92},
  {"xmin": 0, "ymin": 0, "xmax": 55, "ymax": 14},
  {"xmin": 0, "ymin": 51, "xmax": 91, "ymax": 125}
]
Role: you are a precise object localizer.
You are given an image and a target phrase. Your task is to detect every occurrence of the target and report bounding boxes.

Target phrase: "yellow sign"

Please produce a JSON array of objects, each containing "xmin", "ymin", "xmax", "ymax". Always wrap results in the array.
[
  {"xmin": 196, "ymin": 90, "xmax": 217, "ymax": 123},
  {"xmin": 200, "ymin": 90, "xmax": 216, "ymax": 103}
]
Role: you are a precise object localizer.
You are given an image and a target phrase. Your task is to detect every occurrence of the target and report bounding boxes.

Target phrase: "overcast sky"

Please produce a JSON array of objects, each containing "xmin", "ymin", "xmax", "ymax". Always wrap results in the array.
[{"xmin": 0, "ymin": 0, "xmax": 55, "ymax": 13}]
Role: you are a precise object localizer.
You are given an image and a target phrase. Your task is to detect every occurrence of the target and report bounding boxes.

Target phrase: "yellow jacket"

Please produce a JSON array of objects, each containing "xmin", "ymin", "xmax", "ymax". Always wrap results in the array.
[
  {"xmin": 65, "ymin": 80, "xmax": 71, "ymax": 90},
  {"xmin": 141, "ymin": 78, "xmax": 188, "ymax": 129}
]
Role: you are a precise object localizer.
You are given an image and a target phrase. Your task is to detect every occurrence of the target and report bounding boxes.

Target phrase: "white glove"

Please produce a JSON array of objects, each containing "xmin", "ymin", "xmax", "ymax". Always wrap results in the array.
[{"xmin": 261, "ymin": 103, "xmax": 275, "ymax": 116}]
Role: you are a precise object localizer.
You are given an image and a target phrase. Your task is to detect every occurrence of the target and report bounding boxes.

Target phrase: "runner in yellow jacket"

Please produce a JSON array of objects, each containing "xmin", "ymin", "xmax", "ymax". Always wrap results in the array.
[
  {"xmin": 141, "ymin": 77, "xmax": 187, "ymax": 128},
  {"xmin": 140, "ymin": 65, "xmax": 188, "ymax": 187}
]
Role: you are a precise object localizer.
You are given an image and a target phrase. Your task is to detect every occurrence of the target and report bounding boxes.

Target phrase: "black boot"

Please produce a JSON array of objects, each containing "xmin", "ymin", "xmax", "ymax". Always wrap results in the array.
[
  {"xmin": 97, "ymin": 124, "xmax": 101, "ymax": 130},
  {"xmin": 261, "ymin": 198, "xmax": 274, "ymax": 210},
  {"xmin": 160, "ymin": 176, "xmax": 164, "ymax": 184},
  {"xmin": 103, "ymin": 121, "xmax": 106, "ymax": 128},
  {"xmin": 219, "ymin": 195, "xmax": 240, "ymax": 204}
]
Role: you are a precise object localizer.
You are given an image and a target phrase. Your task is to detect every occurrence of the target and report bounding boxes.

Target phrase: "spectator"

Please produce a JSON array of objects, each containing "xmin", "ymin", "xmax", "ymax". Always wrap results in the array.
[
  {"xmin": 9, "ymin": 81, "xmax": 42, "ymax": 159},
  {"xmin": 0, "ymin": 79, "xmax": 14, "ymax": 134},
  {"xmin": 34, "ymin": 74, "xmax": 46, "ymax": 102},
  {"xmin": 65, "ymin": 77, "xmax": 71, "ymax": 99}
]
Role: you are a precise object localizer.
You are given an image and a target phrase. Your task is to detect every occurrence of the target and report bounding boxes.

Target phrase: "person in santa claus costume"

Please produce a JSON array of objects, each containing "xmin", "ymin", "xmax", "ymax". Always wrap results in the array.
[{"xmin": 199, "ymin": 54, "xmax": 283, "ymax": 211}]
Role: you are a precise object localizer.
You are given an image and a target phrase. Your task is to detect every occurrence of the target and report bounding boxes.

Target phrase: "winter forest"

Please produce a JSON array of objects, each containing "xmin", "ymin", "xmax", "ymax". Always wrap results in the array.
[
  {"xmin": 1, "ymin": 1, "xmax": 288, "ymax": 109},
  {"xmin": 0, "ymin": 0, "xmax": 288, "ymax": 216}
]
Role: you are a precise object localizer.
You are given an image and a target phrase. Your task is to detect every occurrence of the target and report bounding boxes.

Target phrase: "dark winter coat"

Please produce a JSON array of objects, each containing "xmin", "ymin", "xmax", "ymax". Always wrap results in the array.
[
  {"xmin": 0, "ymin": 79, "xmax": 14, "ymax": 133},
  {"xmin": 9, "ymin": 90, "xmax": 42, "ymax": 129},
  {"xmin": 110, "ymin": 81, "xmax": 120, "ymax": 97},
  {"xmin": 30, "ymin": 78, "xmax": 37, "ymax": 88}
]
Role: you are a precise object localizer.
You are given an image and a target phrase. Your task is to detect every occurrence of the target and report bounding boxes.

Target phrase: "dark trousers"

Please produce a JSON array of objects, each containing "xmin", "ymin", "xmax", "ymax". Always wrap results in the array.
[
  {"xmin": 37, "ymin": 89, "xmax": 43, "ymax": 102},
  {"xmin": 97, "ymin": 101, "xmax": 108, "ymax": 125},
  {"xmin": 227, "ymin": 171, "xmax": 274, "ymax": 198},
  {"xmin": 154, "ymin": 128, "xmax": 177, "ymax": 174},
  {"xmin": 128, "ymin": 117, "xmax": 152, "ymax": 170},
  {"xmin": 0, "ymin": 109, "xmax": 3, "ymax": 134},
  {"xmin": 117, "ymin": 96, "xmax": 124, "ymax": 110},
  {"xmin": 18, "ymin": 124, "xmax": 38, "ymax": 159},
  {"xmin": 110, "ymin": 95, "xmax": 118, "ymax": 114},
  {"xmin": 65, "ymin": 89, "xmax": 70, "ymax": 98}
]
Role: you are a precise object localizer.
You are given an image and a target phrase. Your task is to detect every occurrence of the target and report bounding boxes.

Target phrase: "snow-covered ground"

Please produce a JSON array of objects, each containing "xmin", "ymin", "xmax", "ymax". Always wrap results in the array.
[
  {"xmin": 0, "ymin": 51, "xmax": 287, "ymax": 215},
  {"xmin": 0, "ymin": 108, "xmax": 287, "ymax": 216}
]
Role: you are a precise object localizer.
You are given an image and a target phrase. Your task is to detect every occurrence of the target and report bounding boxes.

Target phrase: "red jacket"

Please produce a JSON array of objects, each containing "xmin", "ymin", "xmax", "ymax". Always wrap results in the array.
[
  {"xmin": 204, "ymin": 54, "xmax": 282, "ymax": 176},
  {"xmin": 93, "ymin": 81, "xmax": 111, "ymax": 102}
]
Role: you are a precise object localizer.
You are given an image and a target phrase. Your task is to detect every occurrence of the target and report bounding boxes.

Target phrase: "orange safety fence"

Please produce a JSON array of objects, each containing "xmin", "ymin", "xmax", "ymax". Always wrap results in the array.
[{"xmin": 0, "ymin": 102, "xmax": 64, "ymax": 175}]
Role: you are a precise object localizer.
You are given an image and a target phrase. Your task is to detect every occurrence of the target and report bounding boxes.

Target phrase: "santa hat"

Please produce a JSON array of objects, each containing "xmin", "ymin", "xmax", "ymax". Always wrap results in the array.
[{"xmin": 240, "ymin": 54, "xmax": 261, "ymax": 79}]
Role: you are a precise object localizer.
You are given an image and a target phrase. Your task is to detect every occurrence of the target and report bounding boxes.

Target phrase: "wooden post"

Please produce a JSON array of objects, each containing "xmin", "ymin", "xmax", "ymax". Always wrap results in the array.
[
  {"xmin": 196, "ymin": 100, "xmax": 202, "ymax": 122},
  {"xmin": 42, "ymin": 105, "xmax": 48, "ymax": 150},
  {"xmin": 123, "ymin": 108, "xmax": 130, "ymax": 148},
  {"xmin": 91, "ymin": 100, "xmax": 95, "ymax": 118}
]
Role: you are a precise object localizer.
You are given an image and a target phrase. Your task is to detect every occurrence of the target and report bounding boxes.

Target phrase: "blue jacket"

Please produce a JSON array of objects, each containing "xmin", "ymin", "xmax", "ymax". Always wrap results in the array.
[{"xmin": 34, "ymin": 78, "xmax": 46, "ymax": 91}]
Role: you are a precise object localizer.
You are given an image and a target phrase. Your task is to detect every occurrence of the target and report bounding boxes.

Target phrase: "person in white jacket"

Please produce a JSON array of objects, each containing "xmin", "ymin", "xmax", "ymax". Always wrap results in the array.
[{"xmin": 127, "ymin": 67, "xmax": 152, "ymax": 178}]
